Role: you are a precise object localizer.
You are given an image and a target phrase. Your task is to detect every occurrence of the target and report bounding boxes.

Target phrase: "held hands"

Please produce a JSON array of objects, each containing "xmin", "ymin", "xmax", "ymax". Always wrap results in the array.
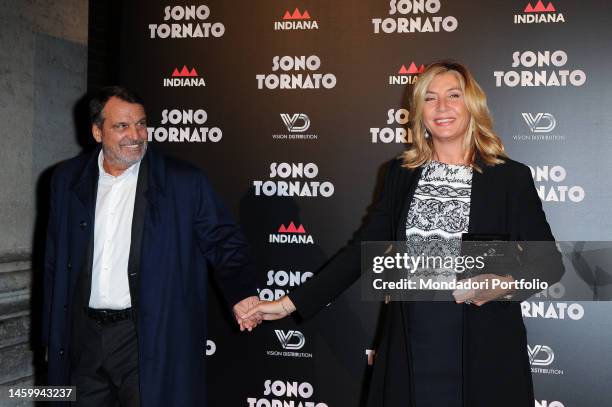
[
  {"xmin": 241, "ymin": 295, "xmax": 296, "ymax": 324},
  {"xmin": 452, "ymin": 274, "xmax": 515, "ymax": 306},
  {"xmin": 233, "ymin": 295, "xmax": 297, "ymax": 332},
  {"xmin": 232, "ymin": 296, "xmax": 263, "ymax": 332}
]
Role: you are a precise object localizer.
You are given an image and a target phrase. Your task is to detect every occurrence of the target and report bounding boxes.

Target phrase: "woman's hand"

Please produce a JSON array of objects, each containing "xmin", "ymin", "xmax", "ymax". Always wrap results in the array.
[
  {"xmin": 233, "ymin": 296, "xmax": 263, "ymax": 332},
  {"xmin": 242, "ymin": 295, "xmax": 296, "ymax": 322},
  {"xmin": 452, "ymin": 274, "xmax": 515, "ymax": 306}
]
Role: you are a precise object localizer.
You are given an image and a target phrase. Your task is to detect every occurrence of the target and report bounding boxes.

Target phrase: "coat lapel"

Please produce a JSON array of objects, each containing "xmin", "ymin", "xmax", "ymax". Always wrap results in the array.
[
  {"xmin": 68, "ymin": 148, "xmax": 100, "ymax": 305},
  {"xmin": 143, "ymin": 147, "xmax": 166, "ymax": 226},
  {"xmin": 70, "ymin": 149, "xmax": 100, "ymax": 219},
  {"xmin": 393, "ymin": 165, "xmax": 422, "ymax": 241},
  {"xmin": 467, "ymin": 160, "xmax": 486, "ymax": 234},
  {"xmin": 127, "ymin": 152, "xmax": 150, "ymax": 313}
]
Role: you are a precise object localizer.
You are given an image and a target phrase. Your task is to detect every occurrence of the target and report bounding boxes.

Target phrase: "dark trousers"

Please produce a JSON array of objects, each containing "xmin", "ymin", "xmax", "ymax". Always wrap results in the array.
[{"xmin": 70, "ymin": 308, "xmax": 140, "ymax": 407}]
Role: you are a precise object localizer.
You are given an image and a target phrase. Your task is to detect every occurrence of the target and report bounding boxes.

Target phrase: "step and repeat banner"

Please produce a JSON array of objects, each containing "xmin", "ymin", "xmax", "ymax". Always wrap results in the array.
[{"xmin": 117, "ymin": 1, "xmax": 612, "ymax": 406}]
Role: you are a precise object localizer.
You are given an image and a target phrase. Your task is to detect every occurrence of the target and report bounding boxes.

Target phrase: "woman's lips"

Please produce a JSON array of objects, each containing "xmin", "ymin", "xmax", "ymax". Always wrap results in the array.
[{"xmin": 433, "ymin": 118, "xmax": 455, "ymax": 126}]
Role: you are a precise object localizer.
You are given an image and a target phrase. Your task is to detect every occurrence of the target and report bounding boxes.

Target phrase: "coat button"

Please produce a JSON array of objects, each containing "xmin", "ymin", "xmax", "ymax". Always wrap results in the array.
[
  {"xmin": 59, "ymin": 348, "xmax": 65, "ymax": 356},
  {"xmin": 63, "ymin": 305, "xmax": 68, "ymax": 312},
  {"xmin": 80, "ymin": 221, "xmax": 87, "ymax": 228},
  {"xmin": 67, "ymin": 262, "xmax": 72, "ymax": 270}
]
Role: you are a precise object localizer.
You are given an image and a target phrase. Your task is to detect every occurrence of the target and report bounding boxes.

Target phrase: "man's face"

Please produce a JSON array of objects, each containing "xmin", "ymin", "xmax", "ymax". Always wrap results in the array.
[{"xmin": 92, "ymin": 96, "xmax": 148, "ymax": 173}]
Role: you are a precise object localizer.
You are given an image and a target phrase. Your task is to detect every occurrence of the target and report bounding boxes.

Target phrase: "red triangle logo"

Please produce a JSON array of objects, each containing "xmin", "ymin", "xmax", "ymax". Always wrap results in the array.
[
  {"xmin": 301, "ymin": 10, "xmax": 311, "ymax": 19},
  {"xmin": 418, "ymin": 64, "xmax": 426, "ymax": 73},
  {"xmin": 171, "ymin": 68, "xmax": 180, "ymax": 77},
  {"xmin": 282, "ymin": 10, "xmax": 291, "ymax": 20},
  {"xmin": 398, "ymin": 64, "xmax": 409, "ymax": 74},
  {"xmin": 545, "ymin": 2, "xmax": 556, "ymax": 12},
  {"xmin": 286, "ymin": 221, "xmax": 298, "ymax": 233},
  {"xmin": 533, "ymin": 0, "xmax": 547, "ymax": 12},
  {"xmin": 179, "ymin": 66, "xmax": 190, "ymax": 76},
  {"xmin": 524, "ymin": 3, "xmax": 534, "ymax": 12},
  {"xmin": 407, "ymin": 62, "xmax": 419, "ymax": 74},
  {"xmin": 278, "ymin": 224, "xmax": 287, "ymax": 233},
  {"xmin": 189, "ymin": 68, "xmax": 198, "ymax": 77},
  {"xmin": 291, "ymin": 8, "xmax": 301, "ymax": 19}
]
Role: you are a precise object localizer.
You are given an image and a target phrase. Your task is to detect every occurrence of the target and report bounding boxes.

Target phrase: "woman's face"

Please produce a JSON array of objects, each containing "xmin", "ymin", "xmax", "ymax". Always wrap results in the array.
[{"xmin": 422, "ymin": 72, "xmax": 470, "ymax": 143}]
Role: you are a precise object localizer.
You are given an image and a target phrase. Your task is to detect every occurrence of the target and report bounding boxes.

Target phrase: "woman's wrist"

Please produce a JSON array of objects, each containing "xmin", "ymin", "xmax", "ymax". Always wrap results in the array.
[{"xmin": 280, "ymin": 296, "xmax": 296, "ymax": 315}]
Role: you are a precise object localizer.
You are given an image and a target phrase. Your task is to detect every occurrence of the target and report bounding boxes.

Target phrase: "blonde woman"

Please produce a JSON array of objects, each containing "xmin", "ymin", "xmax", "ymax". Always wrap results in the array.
[{"xmin": 244, "ymin": 61, "xmax": 563, "ymax": 407}]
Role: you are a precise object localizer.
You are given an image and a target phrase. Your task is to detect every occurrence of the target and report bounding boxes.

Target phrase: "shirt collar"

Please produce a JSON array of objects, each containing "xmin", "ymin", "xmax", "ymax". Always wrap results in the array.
[{"xmin": 98, "ymin": 149, "xmax": 141, "ymax": 181}]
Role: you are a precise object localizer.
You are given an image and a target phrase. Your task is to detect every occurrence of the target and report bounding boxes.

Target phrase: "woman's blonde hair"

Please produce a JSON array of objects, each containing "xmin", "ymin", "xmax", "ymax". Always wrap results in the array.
[{"xmin": 401, "ymin": 60, "xmax": 507, "ymax": 171}]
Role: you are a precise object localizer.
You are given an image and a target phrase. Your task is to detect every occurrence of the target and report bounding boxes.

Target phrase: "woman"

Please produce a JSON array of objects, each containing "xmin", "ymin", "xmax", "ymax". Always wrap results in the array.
[{"xmin": 244, "ymin": 61, "xmax": 563, "ymax": 407}]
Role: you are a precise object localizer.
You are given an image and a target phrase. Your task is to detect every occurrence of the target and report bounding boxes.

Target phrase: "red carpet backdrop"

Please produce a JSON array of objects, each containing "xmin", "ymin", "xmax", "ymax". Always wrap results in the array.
[{"xmin": 117, "ymin": 1, "xmax": 612, "ymax": 406}]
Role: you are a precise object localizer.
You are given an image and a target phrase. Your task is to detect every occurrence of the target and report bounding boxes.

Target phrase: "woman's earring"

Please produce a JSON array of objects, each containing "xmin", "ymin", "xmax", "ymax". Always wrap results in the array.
[{"xmin": 424, "ymin": 129, "xmax": 430, "ymax": 138}]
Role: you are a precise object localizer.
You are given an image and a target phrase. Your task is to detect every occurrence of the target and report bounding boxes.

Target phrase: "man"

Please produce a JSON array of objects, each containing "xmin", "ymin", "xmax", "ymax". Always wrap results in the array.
[{"xmin": 42, "ymin": 86, "xmax": 260, "ymax": 406}]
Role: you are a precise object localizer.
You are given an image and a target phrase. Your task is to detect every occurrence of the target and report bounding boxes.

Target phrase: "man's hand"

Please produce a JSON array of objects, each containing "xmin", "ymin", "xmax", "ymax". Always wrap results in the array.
[
  {"xmin": 453, "ymin": 274, "xmax": 515, "ymax": 306},
  {"xmin": 242, "ymin": 295, "xmax": 296, "ymax": 322},
  {"xmin": 233, "ymin": 296, "xmax": 263, "ymax": 332}
]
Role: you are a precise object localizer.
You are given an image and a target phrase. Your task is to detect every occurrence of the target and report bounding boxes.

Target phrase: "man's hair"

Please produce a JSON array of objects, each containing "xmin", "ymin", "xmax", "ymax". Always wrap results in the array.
[{"xmin": 89, "ymin": 86, "xmax": 145, "ymax": 127}]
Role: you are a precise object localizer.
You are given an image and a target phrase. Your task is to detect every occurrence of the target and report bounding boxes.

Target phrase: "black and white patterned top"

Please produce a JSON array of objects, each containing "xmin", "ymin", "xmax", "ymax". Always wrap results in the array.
[{"xmin": 405, "ymin": 160, "xmax": 473, "ymax": 279}]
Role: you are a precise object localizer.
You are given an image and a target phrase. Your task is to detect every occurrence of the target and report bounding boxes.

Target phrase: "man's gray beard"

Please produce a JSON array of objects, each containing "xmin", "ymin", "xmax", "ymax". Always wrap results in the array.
[{"xmin": 103, "ymin": 141, "xmax": 147, "ymax": 168}]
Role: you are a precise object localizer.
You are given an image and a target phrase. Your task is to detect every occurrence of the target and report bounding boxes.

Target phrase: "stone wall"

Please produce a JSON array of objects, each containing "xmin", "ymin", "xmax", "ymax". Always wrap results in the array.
[{"xmin": 0, "ymin": 0, "xmax": 88, "ymax": 398}]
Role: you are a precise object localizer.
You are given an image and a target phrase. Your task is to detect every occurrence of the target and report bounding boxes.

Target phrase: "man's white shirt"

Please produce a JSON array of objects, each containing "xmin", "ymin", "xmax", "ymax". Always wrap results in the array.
[{"xmin": 89, "ymin": 150, "xmax": 140, "ymax": 309}]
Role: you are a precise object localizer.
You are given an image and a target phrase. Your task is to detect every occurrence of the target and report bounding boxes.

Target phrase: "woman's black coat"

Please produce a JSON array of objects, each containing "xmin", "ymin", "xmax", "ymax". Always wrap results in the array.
[{"xmin": 289, "ymin": 156, "xmax": 564, "ymax": 407}]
